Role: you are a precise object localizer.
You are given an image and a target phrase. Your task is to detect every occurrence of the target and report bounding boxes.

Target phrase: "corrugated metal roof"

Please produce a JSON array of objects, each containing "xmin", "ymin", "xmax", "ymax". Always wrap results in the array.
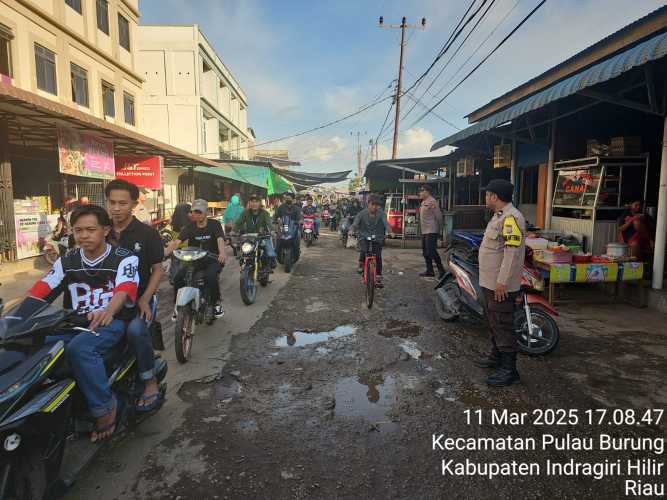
[{"xmin": 431, "ymin": 29, "xmax": 667, "ymax": 151}]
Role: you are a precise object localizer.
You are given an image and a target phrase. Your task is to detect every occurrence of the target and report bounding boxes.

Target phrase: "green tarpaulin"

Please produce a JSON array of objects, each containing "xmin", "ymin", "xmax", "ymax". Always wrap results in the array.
[{"xmin": 194, "ymin": 164, "xmax": 293, "ymax": 195}]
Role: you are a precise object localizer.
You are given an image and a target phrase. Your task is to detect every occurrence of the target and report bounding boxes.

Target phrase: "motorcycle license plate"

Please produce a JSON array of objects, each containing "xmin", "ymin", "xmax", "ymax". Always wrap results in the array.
[{"xmin": 283, "ymin": 225, "xmax": 289, "ymax": 232}]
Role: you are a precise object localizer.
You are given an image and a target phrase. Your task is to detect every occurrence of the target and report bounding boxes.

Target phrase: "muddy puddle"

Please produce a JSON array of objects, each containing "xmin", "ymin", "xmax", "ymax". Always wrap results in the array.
[
  {"xmin": 380, "ymin": 319, "xmax": 422, "ymax": 338},
  {"xmin": 274, "ymin": 324, "xmax": 356, "ymax": 347},
  {"xmin": 334, "ymin": 373, "xmax": 399, "ymax": 432}
]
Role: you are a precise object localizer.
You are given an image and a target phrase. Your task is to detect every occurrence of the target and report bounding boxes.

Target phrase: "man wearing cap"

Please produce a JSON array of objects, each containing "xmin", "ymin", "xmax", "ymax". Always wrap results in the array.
[
  {"xmin": 477, "ymin": 179, "xmax": 525, "ymax": 387},
  {"xmin": 234, "ymin": 194, "xmax": 277, "ymax": 266},
  {"xmin": 165, "ymin": 199, "xmax": 226, "ymax": 318},
  {"xmin": 418, "ymin": 184, "xmax": 445, "ymax": 279}
]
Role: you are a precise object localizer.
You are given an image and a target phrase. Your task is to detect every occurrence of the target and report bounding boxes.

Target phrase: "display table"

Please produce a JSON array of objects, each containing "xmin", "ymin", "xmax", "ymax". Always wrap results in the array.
[{"xmin": 534, "ymin": 260, "xmax": 644, "ymax": 304}]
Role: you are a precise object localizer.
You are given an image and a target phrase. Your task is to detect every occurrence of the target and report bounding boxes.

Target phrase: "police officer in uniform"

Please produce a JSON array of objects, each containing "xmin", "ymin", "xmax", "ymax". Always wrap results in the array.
[{"xmin": 477, "ymin": 179, "xmax": 526, "ymax": 387}]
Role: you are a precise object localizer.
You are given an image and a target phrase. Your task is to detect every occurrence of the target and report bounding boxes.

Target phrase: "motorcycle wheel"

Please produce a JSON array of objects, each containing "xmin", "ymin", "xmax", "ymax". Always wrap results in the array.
[
  {"xmin": 44, "ymin": 247, "xmax": 58, "ymax": 265},
  {"xmin": 365, "ymin": 259, "xmax": 375, "ymax": 309},
  {"xmin": 305, "ymin": 236, "xmax": 313, "ymax": 247},
  {"xmin": 434, "ymin": 279, "xmax": 460, "ymax": 321},
  {"xmin": 283, "ymin": 247, "xmax": 292, "ymax": 273},
  {"xmin": 515, "ymin": 306, "xmax": 560, "ymax": 355},
  {"xmin": 240, "ymin": 267, "xmax": 257, "ymax": 305},
  {"xmin": 175, "ymin": 305, "xmax": 195, "ymax": 363},
  {"xmin": 11, "ymin": 452, "xmax": 47, "ymax": 500}
]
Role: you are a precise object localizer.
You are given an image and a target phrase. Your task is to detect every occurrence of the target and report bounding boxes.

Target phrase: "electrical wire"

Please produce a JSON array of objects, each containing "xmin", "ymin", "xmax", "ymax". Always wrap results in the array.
[
  {"xmin": 404, "ymin": 91, "xmax": 461, "ymax": 131},
  {"xmin": 401, "ymin": 0, "xmax": 498, "ymax": 123},
  {"xmin": 408, "ymin": 0, "xmax": 547, "ymax": 129},
  {"xmin": 432, "ymin": 0, "xmax": 523, "ymax": 103}
]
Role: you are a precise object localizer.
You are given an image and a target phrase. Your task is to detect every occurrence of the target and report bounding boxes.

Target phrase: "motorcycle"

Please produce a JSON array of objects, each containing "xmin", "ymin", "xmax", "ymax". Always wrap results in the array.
[
  {"xmin": 340, "ymin": 215, "xmax": 354, "ymax": 248},
  {"xmin": 151, "ymin": 218, "xmax": 172, "ymax": 248},
  {"xmin": 329, "ymin": 211, "xmax": 339, "ymax": 231},
  {"xmin": 42, "ymin": 233, "xmax": 71, "ymax": 265},
  {"xmin": 275, "ymin": 215, "xmax": 299, "ymax": 273},
  {"xmin": 322, "ymin": 209, "xmax": 330, "ymax": 228},
  {"xmin": 0, "ymin": 297, "xmax": 167, "ymax": 499},
  {"xmin": 302, "ymin": 215, "xmax": 316, "ymax": 247},
  {"xmin": 172, "ymin": 247, "xmax": 219, "ymax": 363},
  {"xmin": 237, "ymin": 233, "xmax": 271, "ymax": 305},
  {"xmin": 434, "ymin": 231, "xmax": 560, "ymax": 355}
]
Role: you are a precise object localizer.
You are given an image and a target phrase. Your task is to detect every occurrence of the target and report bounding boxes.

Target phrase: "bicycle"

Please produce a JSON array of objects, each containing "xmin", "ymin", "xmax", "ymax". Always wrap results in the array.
[{"xmin": 361, "ymin": 235, "xmax": 381, "ymax": 309}]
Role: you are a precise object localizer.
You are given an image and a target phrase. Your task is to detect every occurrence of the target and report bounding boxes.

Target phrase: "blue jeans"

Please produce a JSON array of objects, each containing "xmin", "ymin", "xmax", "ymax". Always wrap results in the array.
[
  {"xmin": 315, "ymin": 218, "xmax": 321, "ymax": 235},
  {"xmin": 47, "ymin": 319, "xmax": 125, "ymax": 418},
  {"xmin": 127, "ymin": 316, "xmax": 155, "ymax": 381},
  {"xmin": 262, "ymin": 238, "xmax": 276, "ymax": 258}
]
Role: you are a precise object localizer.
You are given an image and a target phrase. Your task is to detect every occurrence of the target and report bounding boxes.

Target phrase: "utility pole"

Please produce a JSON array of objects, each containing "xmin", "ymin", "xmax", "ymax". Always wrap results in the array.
[
  {"xmin": 379, "ymin": 16, "xmax": 426, "ymax": 159},
  {"xmin": 351, "ymin": 131, "xmax": 367, "ymax": 178}
]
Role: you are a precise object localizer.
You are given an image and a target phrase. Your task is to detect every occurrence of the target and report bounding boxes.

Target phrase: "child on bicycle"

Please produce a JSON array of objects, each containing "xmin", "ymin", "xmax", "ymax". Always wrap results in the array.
[{"xmin": 351, "ymin": 194, "xmax": 391, "ymax": 288}]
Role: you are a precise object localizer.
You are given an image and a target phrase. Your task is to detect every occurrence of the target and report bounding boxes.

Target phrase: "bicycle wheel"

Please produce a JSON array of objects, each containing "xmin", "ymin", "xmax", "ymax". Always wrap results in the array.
[{"xmin": 365, "ymin": 259, "xmax": 375, "ymax": 309}]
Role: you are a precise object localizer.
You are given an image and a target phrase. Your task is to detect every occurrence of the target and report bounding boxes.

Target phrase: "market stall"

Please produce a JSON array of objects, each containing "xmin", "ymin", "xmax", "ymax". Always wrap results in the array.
[{"xmin": 550, "ymin": 155, "xmax": 649, "ymax": 255}]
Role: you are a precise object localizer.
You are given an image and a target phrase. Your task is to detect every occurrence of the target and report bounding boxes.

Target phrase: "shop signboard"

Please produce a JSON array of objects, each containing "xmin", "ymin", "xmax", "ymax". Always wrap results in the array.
[
  {"xmin": 57, "ymin": 125, "xmax": 115, "ymax": 179},
  {"xmin": 546, "ymin": 262, "xmax": 644, "ymax": 283},
  {"xmin": 13, "ymin": 200, "xmax": 58, "ymax": 260},
  {"xmin": 114, "ymin": 155, "xmax": 162, "ymax": 189}
]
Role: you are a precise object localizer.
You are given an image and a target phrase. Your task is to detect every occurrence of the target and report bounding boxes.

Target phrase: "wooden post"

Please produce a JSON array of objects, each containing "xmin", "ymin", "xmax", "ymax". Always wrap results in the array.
[{"xmin": 0, "ymin": 121, "xmax": 16, "ymax": 261}]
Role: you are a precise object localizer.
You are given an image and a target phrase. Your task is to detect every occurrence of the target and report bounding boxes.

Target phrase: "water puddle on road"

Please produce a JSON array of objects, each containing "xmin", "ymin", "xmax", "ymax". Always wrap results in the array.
[
  {"xmin": 335, "ymin": 374, "xmax": 399, "ymax": 433},
  {"xmin": 274, "ymin": 325, "xmax": 357, "ymax": 347},
  {"xmin": 380, "ymin": 319, "xmax": 422, "ymax": 338}
]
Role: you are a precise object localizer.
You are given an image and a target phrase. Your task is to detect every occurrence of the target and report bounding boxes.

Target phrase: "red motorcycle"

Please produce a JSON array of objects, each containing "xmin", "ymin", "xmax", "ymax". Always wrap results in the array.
[{"xmin": 302, "ymin": 214, "xmax": 317, "ymax": 247}]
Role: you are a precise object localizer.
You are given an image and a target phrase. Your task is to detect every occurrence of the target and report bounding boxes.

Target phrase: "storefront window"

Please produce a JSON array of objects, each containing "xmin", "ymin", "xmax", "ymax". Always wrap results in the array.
[
  {"xmin": 96, "ymin": 0, "xmax": 109, "ymax": 35},
  {"xmin": 35, "ymin": 43, "xmax": 57, "ymax": 95},
  {"xmin": 553, "ymin": 167, "xmax": 601, "ymax": 207},
  {"xmin": 102, "ymin": 81, "xmax": 115, "ymax": 117},
  {"xmin": 70, "ymin": 63, "xmax": 89, "ymax": 107}
]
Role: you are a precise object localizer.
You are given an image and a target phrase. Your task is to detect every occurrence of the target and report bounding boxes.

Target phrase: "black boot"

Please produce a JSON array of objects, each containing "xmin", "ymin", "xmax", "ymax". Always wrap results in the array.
[
  {"xmin": 474, "ymin": 348, "xmax": 501, "ymax": 368},
  {"xmin": 486, "ymin": 352, "xmax": 520, "ymax": 387}
]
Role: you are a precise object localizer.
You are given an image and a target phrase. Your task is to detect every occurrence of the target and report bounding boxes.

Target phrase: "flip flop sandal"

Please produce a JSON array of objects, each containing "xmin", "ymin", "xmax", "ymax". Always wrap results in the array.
[
  {"xmin": 91, "ymin": 415, "xmax": 118, "ymax": 443},
  {"xmin": 135, "ymin": 391, "xmax": 163, "ymax": 413}
]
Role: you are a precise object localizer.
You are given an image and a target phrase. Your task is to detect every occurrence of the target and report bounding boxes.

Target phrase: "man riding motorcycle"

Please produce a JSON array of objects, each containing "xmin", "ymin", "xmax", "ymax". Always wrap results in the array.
[
  {"xmin": 233, "ymin": 194, "xmax": 276, "ymax": 267},
  {"xmin": 165, "ymin": 198, "xmax": 226, "ymax": 318},
  {"xmin": 274, "ymin": 192, "xmax": 303, "ymax": 228},
  {"xmin": 105, "ymin": 179, "xmax": 165, "ymax": 413},
  {"xmin": 302, "ymin": 196, "xmax": 320, "ymax": 237},
  {"xmin": 28, "ymin": 204, "xmax": 139, "ymax": 442}
]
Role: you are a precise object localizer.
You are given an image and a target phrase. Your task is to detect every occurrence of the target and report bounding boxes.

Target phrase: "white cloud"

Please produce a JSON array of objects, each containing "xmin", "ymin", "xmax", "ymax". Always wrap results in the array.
[
  {"xmin": 376, "ymin": 127, "xmax": 442, "ymax": 159},
  {"xmin": 301, "ymin": 136, "xmax": 348, "ymax": 161}
]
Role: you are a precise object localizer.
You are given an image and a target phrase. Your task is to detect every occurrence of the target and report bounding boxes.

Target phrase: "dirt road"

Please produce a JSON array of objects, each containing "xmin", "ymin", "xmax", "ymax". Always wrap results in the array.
[{"xmin": 65, "ymin": 230, "xmax": 665, "ymax": 500}]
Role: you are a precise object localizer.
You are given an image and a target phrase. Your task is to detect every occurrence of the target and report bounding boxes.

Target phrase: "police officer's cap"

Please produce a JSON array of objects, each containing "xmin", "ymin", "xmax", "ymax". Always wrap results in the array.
[{"xmin": 482, "ymin": 179, "xmax": 514, "ymax": 202}]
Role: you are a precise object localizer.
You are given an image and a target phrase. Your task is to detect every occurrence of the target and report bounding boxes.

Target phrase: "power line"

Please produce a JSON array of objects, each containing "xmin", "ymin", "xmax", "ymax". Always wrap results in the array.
[
  {"xmin": 401, "ymin": 0, "xmax": 498, "ymax": 123},
  {"xmin": 432, "ymin": 0, "xmax": 523, "ymax": 103},
  {"xmin": 404, "ymin": 91, "xmax": 461, "ymax": 130},
  {"xmin": 409, "ymin": 0, "xmax": 547, "ymax": 129}
]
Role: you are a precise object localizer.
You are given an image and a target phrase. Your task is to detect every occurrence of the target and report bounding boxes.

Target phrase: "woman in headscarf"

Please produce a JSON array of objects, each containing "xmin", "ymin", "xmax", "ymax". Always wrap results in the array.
[{"xmin": 223, "ymin": 194, "xmax": 243, "ymax": 235}]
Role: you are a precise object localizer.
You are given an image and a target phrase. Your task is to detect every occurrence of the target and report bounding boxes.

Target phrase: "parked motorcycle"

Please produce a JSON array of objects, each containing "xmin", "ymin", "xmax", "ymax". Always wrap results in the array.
[
  {"xmin": 434, "ymin": 231, "xmax": 560, "ymax": 355},
  {"xmin": 275, "ymin": 215, "xmax": 299, "ymax": 273},
  {"xmin": 0, "ymin": 297, "xmax": 167, "ymax": 499},
  {"xmin": 340, "ymin": 215, "xmax": 354, "ymax": 248},
  {"xmin": 172, "ymin": 247, "xmax": 219, "ymax": 363},
  {"xmin": 42, "ymin": 234, "xmax": 71, "ymax": 265},
  {"xmin": 302, "ymin": 214, "xmax": 316, "ymax": 247},
  {"xmin": 237, "ymin": 233, "xmax": 271, "ymax": 305}
]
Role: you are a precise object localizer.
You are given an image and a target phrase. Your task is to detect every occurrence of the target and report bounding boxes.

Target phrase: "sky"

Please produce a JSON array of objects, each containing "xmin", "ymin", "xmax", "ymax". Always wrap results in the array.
[{"xmin": 139, "ymin": 0, "xmax": 665, "ymax": 179}]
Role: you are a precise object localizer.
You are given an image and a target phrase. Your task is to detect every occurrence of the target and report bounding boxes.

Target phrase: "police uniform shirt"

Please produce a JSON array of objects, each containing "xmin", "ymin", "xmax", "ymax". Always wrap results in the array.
[
  {"xmin": 29, "ymin": 244, "xmax": 139, "ymax": 320},
  {"xmin": 478, "ymin": 202, "xmax": 526, "ymax": 292}
]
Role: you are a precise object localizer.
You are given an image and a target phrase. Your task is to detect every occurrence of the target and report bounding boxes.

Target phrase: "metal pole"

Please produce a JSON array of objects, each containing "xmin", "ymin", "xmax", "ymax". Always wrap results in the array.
[
  {"xmin": 652, "ymin": 116, "xmax": 667, "ymax": 290},
  {"xmin": 510, "ymin": 137, "xmax": 517, "ymax": 203},
  {"xmin": 392, "ymin": 17, "xmax": 407, "ymax": 160},
  {"xmin": 401, "ymin": 168, "xmax": 406, "ymax": 249},
  {"xmin": 545, "ymin": 120, "xmax": 557, "ymax": 229}
]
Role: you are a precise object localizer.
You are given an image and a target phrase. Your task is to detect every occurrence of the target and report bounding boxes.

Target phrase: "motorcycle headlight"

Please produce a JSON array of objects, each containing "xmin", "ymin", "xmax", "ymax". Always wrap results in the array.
[
  {"xmin": 283, "ymin": 225, "xmax": 290, "ymax": 232},
  {"xmin": 241, "ymin": 242, "xmax": 255, "ymax": 254}
]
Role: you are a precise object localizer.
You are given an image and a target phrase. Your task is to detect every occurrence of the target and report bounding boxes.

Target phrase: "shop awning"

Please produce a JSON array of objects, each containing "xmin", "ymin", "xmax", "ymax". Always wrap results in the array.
[
  {"xmin": 363, "ymin": 156, "xmax": 450, "ymax": 181},
  {"xmin": 275, "ymin": 169, "xmax": 352, "ymax": 186},
  {"xmin": 194, "ymin": 164, "xmax": 293, "ymax": 195},
  {"xmin": 0, "ymin": 82, "xmax": 224, "ymax": 168},
  {"xmin": 431, "ymin": 29, "xmax": 667, "ymax": 151}
]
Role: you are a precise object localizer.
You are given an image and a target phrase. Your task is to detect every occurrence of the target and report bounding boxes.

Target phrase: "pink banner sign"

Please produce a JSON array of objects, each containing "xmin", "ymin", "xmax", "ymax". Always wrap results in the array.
[{"xmin": 57, "ymin": 125, "xmax": 115, "ymax": 179}]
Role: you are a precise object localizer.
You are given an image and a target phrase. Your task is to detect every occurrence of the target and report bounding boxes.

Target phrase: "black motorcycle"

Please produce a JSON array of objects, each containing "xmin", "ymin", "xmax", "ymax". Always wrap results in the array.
[
  {"xmin": 237, "ymin": 233, "xmax": 271, "ymax": 305},
  {"xmin": 275, "ymin": 216, "xmax": 299, "ymax": 273},
  {"xmin": 0, "ymin": 297, "xmax": 167, "ymax": 499},
  {"xmin": 340, "ymin": 215, "xmax": 354, "ymax": 248}
]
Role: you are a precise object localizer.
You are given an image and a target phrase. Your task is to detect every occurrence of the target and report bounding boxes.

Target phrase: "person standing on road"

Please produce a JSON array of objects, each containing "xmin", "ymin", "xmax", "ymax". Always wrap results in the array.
[
  {"xmin": 419, "ymin": 185, "xmax": 445, "ymax": 279},
  {"xmin": 351, "ymin": 195, "xmax": 391, "ymax": 288},
  {"xmin": 165, "ymin": 199, "xmax": 226, "ymax": 318},
  {"xmin": 478, "ymin": 179, "xmax": 525, "ymax": 387},
  {"xmin": 105, "ymin": 179, "xmax": 165, "ymax": 413}
]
